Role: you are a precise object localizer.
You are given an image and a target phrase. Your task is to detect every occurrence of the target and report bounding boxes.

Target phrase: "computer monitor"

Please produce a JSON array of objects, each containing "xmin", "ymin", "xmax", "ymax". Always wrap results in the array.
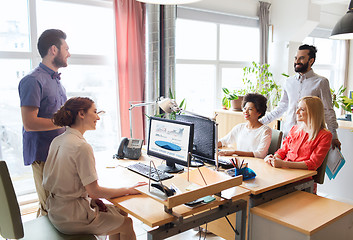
[
  {"xmin": 147, "ymin": 117, "xmax": 194, "ymax": 173},
  {"xmin": 175, "ymin": 114, "xmax": 217, "ymax": 164}
]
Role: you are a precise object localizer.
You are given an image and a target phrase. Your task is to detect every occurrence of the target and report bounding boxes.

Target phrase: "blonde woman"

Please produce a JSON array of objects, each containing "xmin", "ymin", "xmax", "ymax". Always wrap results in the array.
[{"xmin": 265, "ymin": 96, "xmax": 332, "ymax": 170}]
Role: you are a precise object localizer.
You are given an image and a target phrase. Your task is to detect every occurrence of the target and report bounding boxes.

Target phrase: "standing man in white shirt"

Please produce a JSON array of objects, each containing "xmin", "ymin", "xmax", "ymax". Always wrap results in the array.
[{"xmin": 260, "ymin": 44, "xmax": 341, "ymax": 149}]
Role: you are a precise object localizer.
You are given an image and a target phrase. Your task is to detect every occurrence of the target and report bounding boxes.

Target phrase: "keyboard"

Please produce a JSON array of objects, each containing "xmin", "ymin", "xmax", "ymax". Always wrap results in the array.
[
  {"xmin": 217, "ymin": 158, "xmax": 235, "ymax": 169},
  {"xmin": 203, "ymin": 157, "xmax": 234, "ymax": 169},
  {"xmin": 127, "ymin": 162, "xmax": 174, "ymax": 181}
]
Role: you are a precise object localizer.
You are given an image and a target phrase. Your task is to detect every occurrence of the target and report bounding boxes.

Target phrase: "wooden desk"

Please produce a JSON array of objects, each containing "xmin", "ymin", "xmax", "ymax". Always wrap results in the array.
[
  {"xmin": 204, "ymin": 157, "xmax": 317, "ymax": 239},
  {"xmin": 250, "ymin": 191, "xmax": 353, "ymax": 240},
  {"xmin": 239, "ymin": 157, "xmax": 316, "ymax": 195},
  {"xmin": 97, "ymin": 154, "xmax": 250, "ymax": 239},
  {"xmin": 232, "ymin": 157, "xmax": 317, "ymax": 207}
]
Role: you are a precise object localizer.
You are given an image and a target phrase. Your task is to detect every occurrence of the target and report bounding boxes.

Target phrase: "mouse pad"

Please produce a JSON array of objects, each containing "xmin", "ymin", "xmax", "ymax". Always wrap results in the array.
[{"xmin": 155, "ymin": 141, "xmax": 181, "ymax": 151}]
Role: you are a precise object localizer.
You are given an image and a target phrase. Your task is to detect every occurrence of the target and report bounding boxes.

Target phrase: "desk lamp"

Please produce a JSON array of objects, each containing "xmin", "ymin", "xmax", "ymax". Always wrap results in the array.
[
  {"xmin": 330, "ymin": 0, "xmax": 353, "ymax": 40},
  {"xmin": 129, "ymin": 97, "xmax": 175, "ymax": 138}
]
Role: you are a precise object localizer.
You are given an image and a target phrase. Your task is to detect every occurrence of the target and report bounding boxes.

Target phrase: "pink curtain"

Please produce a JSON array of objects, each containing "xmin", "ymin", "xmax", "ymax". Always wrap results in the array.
[{"xmin": 114, "ymin": 0, "xmax": 145, "ymax": 140}]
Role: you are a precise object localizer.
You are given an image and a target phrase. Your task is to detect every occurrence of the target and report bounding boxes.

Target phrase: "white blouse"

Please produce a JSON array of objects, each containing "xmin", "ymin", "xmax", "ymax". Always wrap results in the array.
[{"xmin": 219, "ymin": 123, "xmax": 272, "ymax": 159}]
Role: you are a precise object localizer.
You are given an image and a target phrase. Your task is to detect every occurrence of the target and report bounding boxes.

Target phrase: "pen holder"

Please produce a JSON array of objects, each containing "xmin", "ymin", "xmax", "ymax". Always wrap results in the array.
[{"xmin": 226, "ymin": 167, "xmax": 256, "ymax": 180}]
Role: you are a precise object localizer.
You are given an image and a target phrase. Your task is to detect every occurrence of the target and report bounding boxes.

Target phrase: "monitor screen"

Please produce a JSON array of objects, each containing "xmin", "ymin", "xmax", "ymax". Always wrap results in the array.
[
  {"xmin": 175, "ymin": 114, "xmax": 217, "ymax": 163},
  {"xmin": 147, "ymin": 117, "xmax": 194, "ymax": 173}
]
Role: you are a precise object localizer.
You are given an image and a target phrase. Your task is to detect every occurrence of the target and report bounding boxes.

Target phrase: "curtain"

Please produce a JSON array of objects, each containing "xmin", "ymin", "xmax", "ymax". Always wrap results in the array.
[
  {"xmin": 259, "ymin": 1, "xmax": 271, "ymax": 65},
  {"xmin": 114, "ymin": 0, "xmax": 145, "ymax": 139}
]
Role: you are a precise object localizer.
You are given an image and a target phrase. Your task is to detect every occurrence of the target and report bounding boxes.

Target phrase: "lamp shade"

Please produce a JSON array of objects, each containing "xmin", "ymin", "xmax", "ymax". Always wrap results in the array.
[
  {"xmin": 136, "ymin": 0, "xmax": 201, "ymax": 4},
  {"xmin": 158, "ymin": 98, "xmax": 178, "ymax": 113},
  {"xmin": 330, "ymin": 1, "xmax": 353, "ymax": 40}
]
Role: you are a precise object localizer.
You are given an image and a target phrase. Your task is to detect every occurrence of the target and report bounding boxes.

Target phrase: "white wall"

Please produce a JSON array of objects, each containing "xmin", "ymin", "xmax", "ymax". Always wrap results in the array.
[{"xmin": 348, "ymin": 41, "xmax": 353, "ymax": 91}]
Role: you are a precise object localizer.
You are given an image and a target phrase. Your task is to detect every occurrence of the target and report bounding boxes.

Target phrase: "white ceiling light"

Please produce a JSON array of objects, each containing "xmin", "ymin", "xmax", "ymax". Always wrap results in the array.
[{"xmin": 136, "ymin": 0, "xmax": 201, "ymax": 5}]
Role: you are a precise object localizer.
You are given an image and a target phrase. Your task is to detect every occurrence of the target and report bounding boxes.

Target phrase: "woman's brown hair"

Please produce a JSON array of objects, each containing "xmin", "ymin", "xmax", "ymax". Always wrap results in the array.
[{"xmin": 53, "ymin": 97, "xmax": 94, "ymax": 127}]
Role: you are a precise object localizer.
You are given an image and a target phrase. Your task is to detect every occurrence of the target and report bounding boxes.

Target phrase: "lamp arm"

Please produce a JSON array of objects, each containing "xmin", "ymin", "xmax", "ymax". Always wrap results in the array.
[
  {"xmin": 129, "ymin": 100, "xmax": 158, "ymax": 138},
  {"xmin": 129, "ymin": 101, "xmax": 157, "ymax": 110}
]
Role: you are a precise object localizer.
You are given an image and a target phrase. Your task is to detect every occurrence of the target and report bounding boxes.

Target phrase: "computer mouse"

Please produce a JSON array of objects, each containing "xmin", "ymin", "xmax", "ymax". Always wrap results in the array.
[{"xmin": 151, "ymin": 183, "xmax": 176, "ymax": 197}]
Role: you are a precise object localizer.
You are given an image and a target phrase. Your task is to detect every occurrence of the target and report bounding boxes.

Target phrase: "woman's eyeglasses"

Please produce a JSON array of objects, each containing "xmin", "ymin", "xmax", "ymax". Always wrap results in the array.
[{"xmin": 97, "ymin": 110, "xmax": 106, "ymax": 116}]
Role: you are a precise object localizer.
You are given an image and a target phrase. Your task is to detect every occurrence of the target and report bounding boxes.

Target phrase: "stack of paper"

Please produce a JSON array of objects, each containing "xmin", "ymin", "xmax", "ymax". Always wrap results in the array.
[{"xmin": 326, "ymin": 148, "xmax": 345, "ymax": 180}]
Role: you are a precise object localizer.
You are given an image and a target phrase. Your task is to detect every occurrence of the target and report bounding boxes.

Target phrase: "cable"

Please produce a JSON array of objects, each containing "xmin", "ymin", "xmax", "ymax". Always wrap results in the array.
[{"xmin": 224, "ymin": 216, "xmax": 239, "ymax": 235}]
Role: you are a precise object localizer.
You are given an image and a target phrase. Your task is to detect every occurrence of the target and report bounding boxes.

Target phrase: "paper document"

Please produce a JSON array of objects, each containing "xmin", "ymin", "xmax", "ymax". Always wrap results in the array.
[{"xmin": 325, "ymin": 148, "xmax": 345, "ymax": 180}]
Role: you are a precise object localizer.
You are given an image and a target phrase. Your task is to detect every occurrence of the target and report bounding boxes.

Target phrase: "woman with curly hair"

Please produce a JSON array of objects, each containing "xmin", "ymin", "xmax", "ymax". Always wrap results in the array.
[{"xmin": 218, "ymin": 93, "xmax": 272, "ymax": 159}]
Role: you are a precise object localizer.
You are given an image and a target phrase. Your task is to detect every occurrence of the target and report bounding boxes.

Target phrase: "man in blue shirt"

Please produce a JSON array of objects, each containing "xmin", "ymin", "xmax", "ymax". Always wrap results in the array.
[{"xmin": 18, "ymin": 29, "xmax": 70, "ymax": 216}]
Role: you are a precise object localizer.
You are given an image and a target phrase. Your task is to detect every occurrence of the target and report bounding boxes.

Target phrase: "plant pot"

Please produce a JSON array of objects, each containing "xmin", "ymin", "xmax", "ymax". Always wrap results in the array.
[{"xmin": 230, "ymin": 96, "xmax": 244, "ymax": 111}]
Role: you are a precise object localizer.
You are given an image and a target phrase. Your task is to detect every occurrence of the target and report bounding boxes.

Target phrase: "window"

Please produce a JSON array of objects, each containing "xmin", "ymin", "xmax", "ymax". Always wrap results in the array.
[
  {"xmin": 303, "ymin": 36, "xmax": 346, "ymax": 92},
  {"xmin": 176, "ymin": 8, "xmax": 259, "ymax": 117},
  {"xmin": 303, "ymin": 33, "xmax": 347, "ymax": 116},
  {"xmin": 0, "ymin": 0, "xmax": 118, "ymax": 196}
]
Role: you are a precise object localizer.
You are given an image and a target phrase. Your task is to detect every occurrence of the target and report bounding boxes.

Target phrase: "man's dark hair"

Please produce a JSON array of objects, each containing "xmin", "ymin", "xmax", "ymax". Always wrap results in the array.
[
  {"xmin": 298, "ymin": 44, "xmax": 317, "ymax": 64},
  {"xmin": 242, "ymin": 93, "xmax": 268, "ymax": 119},
  {"xmin": 37, "ymin": 29, "xmax": 67, "ymax": 58}
]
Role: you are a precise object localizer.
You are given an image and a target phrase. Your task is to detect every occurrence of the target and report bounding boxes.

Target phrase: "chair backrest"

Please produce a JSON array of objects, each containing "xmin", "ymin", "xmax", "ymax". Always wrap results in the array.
[
  {"xmin": 268, "ymin": 129, "xmax": 283, "ymax": 155},
  {"xmin": 313, "ymin": 153, "xmax": 329, "ymax": 184},
  {"xmin": 0, "ymin": 161, "xmax": 24, "ymax": 239}
]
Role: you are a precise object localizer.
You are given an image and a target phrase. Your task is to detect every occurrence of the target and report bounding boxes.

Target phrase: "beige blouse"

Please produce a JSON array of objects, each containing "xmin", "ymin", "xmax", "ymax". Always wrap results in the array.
[{"xmin": 43, "ymin": 127, "xmax": 124, "ymax": 235}]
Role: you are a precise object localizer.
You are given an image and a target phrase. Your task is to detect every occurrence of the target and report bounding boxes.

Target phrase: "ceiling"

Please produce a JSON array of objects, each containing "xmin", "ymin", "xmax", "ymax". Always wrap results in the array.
[{"xmin": 312, "ymin": 0, "xmax": 350, "ymax": 5}]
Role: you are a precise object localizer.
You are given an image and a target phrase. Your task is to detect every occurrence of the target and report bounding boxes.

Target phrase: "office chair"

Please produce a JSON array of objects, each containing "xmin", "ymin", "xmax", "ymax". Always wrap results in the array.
[
  {"xmin": 313, "ymin": 154, "xmax": 329, "ymax": 184},
  {"xmin": 0, "ymin": 160, "xmax": 97, "ymax": 240},
  {"xmin": 268, "ymin": 129, "xmax": 283, "ymax": 155}
]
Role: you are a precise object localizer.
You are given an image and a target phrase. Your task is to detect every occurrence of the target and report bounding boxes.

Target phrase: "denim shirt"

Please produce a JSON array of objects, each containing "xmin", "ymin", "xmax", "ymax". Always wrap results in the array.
[{"xmin": 18, "ymin": 63, "xmax": 67, "ymax": 165}]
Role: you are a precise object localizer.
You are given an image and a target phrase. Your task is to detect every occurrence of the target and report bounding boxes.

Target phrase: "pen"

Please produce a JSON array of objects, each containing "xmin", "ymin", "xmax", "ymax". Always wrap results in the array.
[
  {"xmin": 240, "ymin": 159, "xmax": 244, "ymax": 169},
  {"xmin": 230, "ymin": 158, "xmax": 237, "ymax": 168}
]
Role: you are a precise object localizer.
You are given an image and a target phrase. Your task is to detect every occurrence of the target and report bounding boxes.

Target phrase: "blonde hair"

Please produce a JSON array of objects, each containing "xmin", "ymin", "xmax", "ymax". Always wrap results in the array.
[{"xmin": 298, "ymin": 96, "xmax": 327, "ymax": 140}]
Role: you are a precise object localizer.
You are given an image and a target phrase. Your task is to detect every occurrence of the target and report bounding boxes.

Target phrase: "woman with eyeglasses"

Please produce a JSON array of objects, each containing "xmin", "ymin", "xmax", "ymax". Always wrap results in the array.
[{"xmin": 43, "ymin": 97, "xmax": 146, "ymax": 240}]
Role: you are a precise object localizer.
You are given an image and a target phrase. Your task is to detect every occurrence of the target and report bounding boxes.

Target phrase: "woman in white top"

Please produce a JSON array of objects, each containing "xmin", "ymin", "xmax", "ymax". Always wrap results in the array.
[
  {"xmin": 218, "ymin": 93, "xmax": 272, "ymax": 159},
  {"xmin": 43, "ymin": 97, "xmax": 146, "ymax": 240}
]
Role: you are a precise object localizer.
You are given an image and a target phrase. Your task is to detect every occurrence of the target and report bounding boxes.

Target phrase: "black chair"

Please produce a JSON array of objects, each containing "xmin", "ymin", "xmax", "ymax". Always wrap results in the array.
[
  {"xmin": 313, "ymin": 154, "xmax": 329, "ymax": 184},
  {"xmin": 268, "ymin": 129, "xmax": 283, "ymax": 155},
  {"xmin": 0, "ymin": 160, "xmax": 97, "ymax": 240}
]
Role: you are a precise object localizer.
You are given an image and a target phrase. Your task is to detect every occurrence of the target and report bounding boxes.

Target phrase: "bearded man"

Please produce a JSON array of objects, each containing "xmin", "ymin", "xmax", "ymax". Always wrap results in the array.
[
  {"xmin": 18, "ymin": 29, "xmax": 70, "ymax": 216},
  {"xmin": 260, "ymin": 44, "xmax": 341, "ymax": 150}
]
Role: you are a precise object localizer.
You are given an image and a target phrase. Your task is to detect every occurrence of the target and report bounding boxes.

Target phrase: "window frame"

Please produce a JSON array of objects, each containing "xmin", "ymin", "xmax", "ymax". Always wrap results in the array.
[
  {"xmin": 0, "ymin": 0, "xmax": 118, "ymax": 197},
  {"xmin": 176, "ymin": 7, "xmax": 260, "ymax": 113}
]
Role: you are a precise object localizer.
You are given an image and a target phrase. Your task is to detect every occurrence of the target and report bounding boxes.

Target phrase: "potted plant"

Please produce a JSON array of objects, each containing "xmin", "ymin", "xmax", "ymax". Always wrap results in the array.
[
  {"xmin": 242, "ymin": 61, "xmax": 283, "ymax": 110},
  {"xmin": 222, "ymin": 88, "xmax": 244, "ymax": 111},
  {"xmin": 331, "ymin": 86, "xmax": 353, "ymax": 121}
]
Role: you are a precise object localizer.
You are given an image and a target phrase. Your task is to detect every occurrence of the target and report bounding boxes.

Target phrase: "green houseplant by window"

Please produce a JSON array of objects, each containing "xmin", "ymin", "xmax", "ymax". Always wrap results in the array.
[
  {"xmin": 242, "ymin": 61, "xmax": 283, "ymax": 110},
  {"xmin": 331, "ymin": 86, "xmax": 353, "ymax": 113},
  {"xmin": 222, "ymin": 88, "xmax": 245, "ymax": 110}
]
